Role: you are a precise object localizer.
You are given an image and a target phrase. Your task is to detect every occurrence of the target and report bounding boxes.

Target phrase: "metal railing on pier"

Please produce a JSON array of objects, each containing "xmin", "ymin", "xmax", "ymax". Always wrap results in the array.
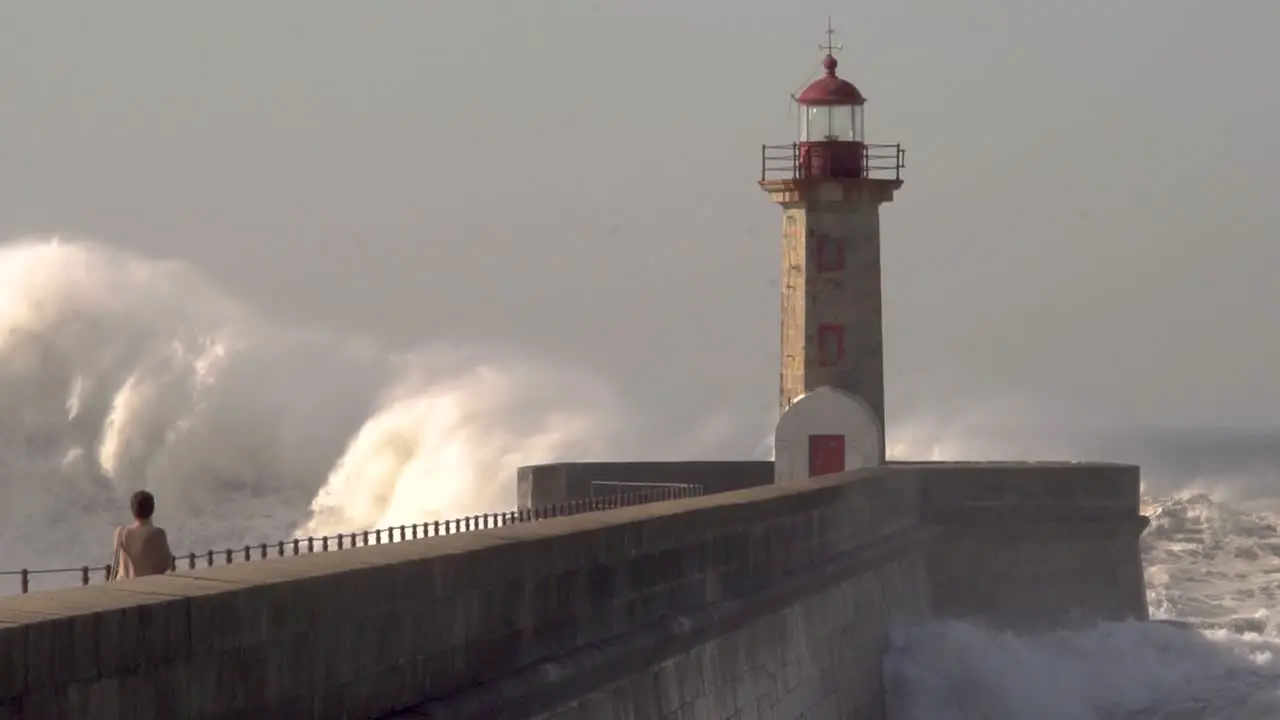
[{"xmin": 1, "ymin": 484, "xmax": 703, "ymax": 596}]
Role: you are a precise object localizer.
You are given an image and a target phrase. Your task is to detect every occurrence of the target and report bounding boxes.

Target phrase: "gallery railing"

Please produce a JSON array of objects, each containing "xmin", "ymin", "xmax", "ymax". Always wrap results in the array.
[
  {"xmin": 760, "ymin": 142, "xmax": 905, "ymax": 183},
  {"xmin": 0, "ymin": 484, "xmax": 703, "ymax": 595}
]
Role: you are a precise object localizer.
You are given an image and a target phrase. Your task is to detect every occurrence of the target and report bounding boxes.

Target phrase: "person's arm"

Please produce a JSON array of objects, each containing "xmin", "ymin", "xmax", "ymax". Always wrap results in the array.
[{"xmin": 154, "ymin": 528, "xmax": 174, "ymax": 575}]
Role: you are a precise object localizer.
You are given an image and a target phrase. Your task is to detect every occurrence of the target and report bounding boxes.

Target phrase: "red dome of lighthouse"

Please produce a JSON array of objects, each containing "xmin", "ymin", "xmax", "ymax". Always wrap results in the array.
[{"xmin": 795, "ymin": 55, "xmax": 865, "ymax": 106}]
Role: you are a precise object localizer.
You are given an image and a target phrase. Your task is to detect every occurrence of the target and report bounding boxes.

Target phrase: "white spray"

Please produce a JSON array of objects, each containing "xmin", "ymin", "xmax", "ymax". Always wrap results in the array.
[{"xmin": 0, "ymin": 236, "xmax": 626, "ymax": 570}]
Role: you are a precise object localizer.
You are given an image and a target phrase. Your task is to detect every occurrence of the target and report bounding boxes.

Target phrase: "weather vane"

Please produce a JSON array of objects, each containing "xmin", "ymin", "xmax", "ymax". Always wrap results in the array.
[{"xmin": 819, "ymin": 16, "xmax": 842, "ymax": 57}]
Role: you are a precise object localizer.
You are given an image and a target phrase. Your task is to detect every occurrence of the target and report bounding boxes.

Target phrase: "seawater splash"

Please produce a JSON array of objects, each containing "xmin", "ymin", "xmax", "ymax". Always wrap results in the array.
[
  {"xmin": 885, "ymin": 619, "xmax": 1280, "ymax": 719},
  {"xmin": 882, "ymin": 489, "xmax": 1280, "ymax": 718},
  {"xmin": 1143, "ymin": 492, "xmax": 1280, "ymax": 629},
  {"xmin": 0, "ymin": 236, "xmax": 626, "ymax": 570},
  {"xmin": 882, "ymin": 409, "xmax": 1280, "ymax": 719}
]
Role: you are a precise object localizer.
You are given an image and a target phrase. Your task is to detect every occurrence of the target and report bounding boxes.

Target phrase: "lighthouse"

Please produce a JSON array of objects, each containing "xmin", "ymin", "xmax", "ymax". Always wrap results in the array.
[{"xmin": 762, "ymin": 26, "xmax": 904, "ymax": 472}]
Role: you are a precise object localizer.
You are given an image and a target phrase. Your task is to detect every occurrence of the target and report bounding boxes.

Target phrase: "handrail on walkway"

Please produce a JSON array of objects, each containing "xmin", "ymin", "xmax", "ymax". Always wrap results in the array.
[{"xmin": 1, "ymin": 484, "xmax": 703, "ymax": 596}]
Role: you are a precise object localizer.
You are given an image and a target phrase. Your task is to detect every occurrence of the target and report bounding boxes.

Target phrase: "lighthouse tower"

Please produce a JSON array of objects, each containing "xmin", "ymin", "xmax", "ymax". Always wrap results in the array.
[{"xmin": 761, "ymin": 27, "xmax": 904, "ymax": 466}]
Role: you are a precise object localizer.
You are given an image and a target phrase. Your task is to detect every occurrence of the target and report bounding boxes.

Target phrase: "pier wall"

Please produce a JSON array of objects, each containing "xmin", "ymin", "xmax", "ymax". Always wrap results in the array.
[{"xmin": 0, "ymin": 463, "xmax": 1146, "ymax": 720}]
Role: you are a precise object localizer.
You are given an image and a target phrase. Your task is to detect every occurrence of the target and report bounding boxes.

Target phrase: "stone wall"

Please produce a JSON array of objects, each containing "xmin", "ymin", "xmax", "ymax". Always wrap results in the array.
[
  {"xmin": 516, "ymin": 461, "xmax": 774, "ymax": 509},
  {"xmin": 527, "ymin": 554, "xmax": 928, "ymax": 720},
  {"xmin": 0, "ymin": 462, "xmax": 1147, "ymax": 720},
  {"xmin": 913, "ymin": 462, "xmax": 1149, "ymax": 630},
  {"xmin": 520, "ymin": 462, "xmax": 1148, "ymax": 720}
]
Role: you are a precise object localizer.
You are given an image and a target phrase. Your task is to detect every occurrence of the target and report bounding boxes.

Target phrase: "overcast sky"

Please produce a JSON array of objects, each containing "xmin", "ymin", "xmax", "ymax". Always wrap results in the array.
[{"xmin": 2, "ymin": 1, "xmax": 1278, "ymax": 450}]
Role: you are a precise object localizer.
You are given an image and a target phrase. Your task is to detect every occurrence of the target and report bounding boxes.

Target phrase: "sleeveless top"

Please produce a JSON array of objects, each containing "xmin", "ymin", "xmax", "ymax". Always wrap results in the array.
[{"xmin": 111, "ymin": 524, "xmax": 173, "ymax": 579}]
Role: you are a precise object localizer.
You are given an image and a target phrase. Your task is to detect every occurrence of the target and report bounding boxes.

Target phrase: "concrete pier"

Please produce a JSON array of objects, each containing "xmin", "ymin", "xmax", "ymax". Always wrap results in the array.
[{"xmin": 0, "ymin": 462, "xmax": 1146, "ymax": 719}]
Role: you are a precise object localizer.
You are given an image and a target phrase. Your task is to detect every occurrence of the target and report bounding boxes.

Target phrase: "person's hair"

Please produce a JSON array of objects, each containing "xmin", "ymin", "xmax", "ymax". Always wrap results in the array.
[{"xmin": 130, "ymin": 490, "xmax": 156, "ymax": 521}]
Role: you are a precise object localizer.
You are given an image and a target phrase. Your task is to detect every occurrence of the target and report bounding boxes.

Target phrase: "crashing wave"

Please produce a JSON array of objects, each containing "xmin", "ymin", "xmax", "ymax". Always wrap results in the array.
[{"xmin": 0, "ymin": 236, "xmax": 626, "ymax": 570}]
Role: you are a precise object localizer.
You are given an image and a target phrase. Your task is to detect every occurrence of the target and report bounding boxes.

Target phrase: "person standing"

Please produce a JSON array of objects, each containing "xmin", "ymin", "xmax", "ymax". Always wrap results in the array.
[{"xmin": 110, "ymin": 490, "xmax": 174, "ymax": 580}]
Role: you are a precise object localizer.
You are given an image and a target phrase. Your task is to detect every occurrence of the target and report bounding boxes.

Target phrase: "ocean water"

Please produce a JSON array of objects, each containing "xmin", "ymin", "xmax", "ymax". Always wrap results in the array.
[{"xmin": 2, "ymin": 236, "xmax": 1279, "ymax": 718}]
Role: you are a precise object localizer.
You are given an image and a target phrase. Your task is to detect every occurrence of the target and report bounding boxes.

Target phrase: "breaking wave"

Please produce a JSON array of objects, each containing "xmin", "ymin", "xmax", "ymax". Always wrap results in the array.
[{"xmin": 0, "ymin": 236, "xmax": 627, "ymax": 571}]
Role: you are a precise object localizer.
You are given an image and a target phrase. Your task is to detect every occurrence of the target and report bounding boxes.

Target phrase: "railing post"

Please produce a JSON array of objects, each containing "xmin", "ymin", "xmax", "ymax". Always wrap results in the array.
[
  {"xmin": 307, "ymin": 537, "xmax": 315, "ymax": 553},
  {"xmin": 80, "ymin": 566, "xmax": 89, "ymax": 587},
  {"xmin": 20, "ymin": 569, "xmax": 28, "ymax": 594},
  {"xmin": 244, "ymin": 546, "xmax": 251, "ymax": 562},
  {"xmin": 292, "ymin": 538, "xmax": 300, "ymax": 556},
  {"xmin": 207, "ymin": 550, "xmax": 214, "ymax": 567},
  {"xmin": 322, "ymin": 536, "xmax": 329, "ymax": 552},
  {"xmin": 260, "ymin": 543, "xmax": 268, "ymax": 559},
  {"xmin": 188, "ymin": 553, "xmax": 196, "ymax": 570},
  {"xmin": 277, "ymin": 541, "xmax": 285, "ymax": 557},
  {"xmin": 224, "ymin": 549, "xmax": 232, "ymax": 564},
  {"xmin": 103, "ymin": 564, "xmax": 112, "ymax": 582}
]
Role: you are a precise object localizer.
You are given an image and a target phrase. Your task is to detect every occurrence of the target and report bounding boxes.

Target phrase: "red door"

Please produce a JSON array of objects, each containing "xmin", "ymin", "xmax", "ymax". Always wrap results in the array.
[{"xmin": 808, "ymin": 434, "xmax": 845, "ymax": 477}]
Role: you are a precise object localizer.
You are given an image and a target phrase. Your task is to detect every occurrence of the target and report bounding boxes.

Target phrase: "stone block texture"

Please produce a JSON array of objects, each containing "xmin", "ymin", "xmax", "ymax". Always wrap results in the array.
[
  {"xmin": 0, "ymin": 462, "xmax": 1148, "ymax": 720},
  {"xmin": 531, "ymin": 556, "xmax": 927, "ymax": 720}
]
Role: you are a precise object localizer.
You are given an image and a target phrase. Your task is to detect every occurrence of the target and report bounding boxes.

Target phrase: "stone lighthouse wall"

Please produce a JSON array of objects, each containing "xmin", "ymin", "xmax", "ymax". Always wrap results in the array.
[
  {"xmin": 770, "ymin": 177, "xmax": 901, "ymax": 459},
  {"xmin": 781, "ymin": 196, "xmax": 886, "ymax": 425}
]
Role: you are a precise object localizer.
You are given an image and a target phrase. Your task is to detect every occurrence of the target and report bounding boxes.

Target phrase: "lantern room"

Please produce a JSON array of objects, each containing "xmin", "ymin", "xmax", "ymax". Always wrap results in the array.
[
  {"xmin": 759, "ymin": 27, "xmax": 905, "ymax": 186},
  {"xmin": 793, "ymin": 53, "xmax": 867, "ymax": 180},
  {"xmin": 797, "ymin": 54, "xmax": 865, "ymax": 144}
]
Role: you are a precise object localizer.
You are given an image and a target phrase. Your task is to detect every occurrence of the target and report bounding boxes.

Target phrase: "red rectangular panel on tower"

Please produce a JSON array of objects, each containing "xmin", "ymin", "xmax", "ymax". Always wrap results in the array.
[
  {"xmin": 812, "ymin": 232, "xmax": 845, "ymax": 273},
  {"xmin": 816, "ymin": 324, "xmax": 845, "ymax": 367},
  {"xmin": 808, "ymin": 434, "xmax": 845, "ymax": 477}
]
